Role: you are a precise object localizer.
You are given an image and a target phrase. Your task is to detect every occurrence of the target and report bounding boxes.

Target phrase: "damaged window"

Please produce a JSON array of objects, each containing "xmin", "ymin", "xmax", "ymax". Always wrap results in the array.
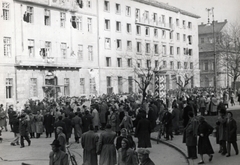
[{"xmin": 23, "ymin": 6, "xmax": 33, "ymax": 23}]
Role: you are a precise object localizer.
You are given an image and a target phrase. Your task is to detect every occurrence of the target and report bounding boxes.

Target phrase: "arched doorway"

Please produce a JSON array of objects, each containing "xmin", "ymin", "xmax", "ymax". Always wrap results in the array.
[{"xmin": 42, "ymin": 71, "xmax": 60, "ymax": 99}]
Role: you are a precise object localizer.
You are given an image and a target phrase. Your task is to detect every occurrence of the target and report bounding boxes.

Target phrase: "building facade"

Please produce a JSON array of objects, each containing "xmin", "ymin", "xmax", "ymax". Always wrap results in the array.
[{"xmin": 199, "ymin": 20, "xmax": 228, "ymax": 88}]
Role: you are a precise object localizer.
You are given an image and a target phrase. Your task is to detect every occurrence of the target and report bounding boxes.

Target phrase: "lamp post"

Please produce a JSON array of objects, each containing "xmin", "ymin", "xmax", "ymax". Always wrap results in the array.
[{"xmin": 206, "ymin": 7, "xmax": 217, "ymax": 93}]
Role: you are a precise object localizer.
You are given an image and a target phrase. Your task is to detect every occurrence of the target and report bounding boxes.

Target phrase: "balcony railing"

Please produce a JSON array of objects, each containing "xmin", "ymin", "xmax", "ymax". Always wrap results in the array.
[
  {"xmin": 15, "ymin": 55, "xmax": 81, "ymax": 68},
  {"xmin": 135, "ymin": 18, "xmax": 174, "ymax": 31}
]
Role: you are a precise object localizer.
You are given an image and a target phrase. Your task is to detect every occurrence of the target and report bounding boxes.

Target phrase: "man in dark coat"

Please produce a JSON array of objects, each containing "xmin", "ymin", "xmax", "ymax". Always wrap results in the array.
[
  {"xmin": 72, "ymin": 112, "xmax": 82, "ymax": 143},
  {"xmin": 8, "ymin": 105, "xmax": 16, "ymax": 132},
  {"xmin": 182, "ymin": 101, "xmax": 193, "ymax": 128},
  {"xmin": 226, "ymin": 111, "xmax": 239, "ymax": 156},
  {"xmin": 10, "ymin": 114, "xmax": 20, "ymax": 146},
  {"xmin": 19, "ymin": 114, "xmax": 31, "ymax": 148},
  {"xmin": 53, "ymin": 116, "xmax": 67, "ymax": 140},
  {"xmin": 82, "ymin": 110, "xmax": 93, "ymax": 133},
  {"xmin": 162, "ymin": 109, "xmax": 173, "ymax": 140},
  {"xmin": 81, "ymin": 125, "xmax": 99, "ymax": 165},
  {"xmin": 135, "ymin": 110, "xmax": 152, "ymax": 148},
  {"xmin": 43, "ymin": 111, "xmax": 54, "ymax": 138},
  {"xmin": 147, "ymin": 102, "xmax": 157, "ymax": 131},
  {"xmin": 99, "ymin": 101, "xmax": 108, "ymax": 130},
  {"xmin": 49, "ymin": 139, "xmax": 69, "ymax": 165},
  {"xmin": 216, "ymin": 108, "xmax": 227, "ymax": 155},
  {"xmin": 62, "ymin": 113, "xmax": 72, "ymax": 145}
]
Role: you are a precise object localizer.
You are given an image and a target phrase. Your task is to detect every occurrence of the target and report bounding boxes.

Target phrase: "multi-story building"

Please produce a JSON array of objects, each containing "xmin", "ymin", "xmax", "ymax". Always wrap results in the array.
[
  {"xmin": 199, "ymin": 20, "xmax": 228, "ymax": 88},
  {"xmin": 1, "ymin": 0, "xmax": 200, "ymax": 105},
  {"xmin": 0, "ymin": 0, "xmax": 98, "ymax": 105},
  {"xmin": 97, "ymin": 0, "xmax": 200, "ymax": 94}
]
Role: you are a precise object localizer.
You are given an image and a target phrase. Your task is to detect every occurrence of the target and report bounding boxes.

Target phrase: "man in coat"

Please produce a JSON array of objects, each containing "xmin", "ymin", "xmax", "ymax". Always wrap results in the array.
[
  {"xmin": 7, "ymin": 105, "xmax": 16, "ymax": 132},
  {"xmin": 82, "ymin": 109, "xmax": 93, "ymax": 134},
  {"xmin": 43, "ymin": 111, "xmax": 54, "ymax": 138},
  {"xmin": 81, "ymin": 125, "xmax": 99, "ymax": 165},
  {"xmin": 49, "ymin": 139, "xmax": 69, "ymax": 165},
  {"xmin": 10, "ymin": 114, "xmax": 20, "ymax": 146},
  {"xmin": 182, "ymin": 101, "xmax": 193, "ymax": 128},
  {"xmin": 91, "ymin": 104, "xmax": 100, "ymax": 132},
  {"xmin": 216, "ymin": 108, "xmax": 227, "ymax": 155},
  {"xmin": 53, "ymin": 116, "xmax": 67, "ymax": 140},
  {"xmin": 137, "ymin": 148, "xmax": 155, "ymax": 165},
  {"xmin": 35, "ymin": 110, "xmax": 44, "ymax": 138},
  {"xmin": 62, "ymin": 113, "xmax": 72, "ymax": 145},
  {"xmin": 56, "ymin": 127, "xmax": 66, "ymax": 152},
  {"xmin": 99, "ymin": 101, "xmax": 108, "ymax": 130},
  {"xmin": 72, "ymin": 112, "xmax": 82, "ymax": 143},
  {"xmin": 19, "ymin": 114, "xmax": 31, "ymax": 148}
]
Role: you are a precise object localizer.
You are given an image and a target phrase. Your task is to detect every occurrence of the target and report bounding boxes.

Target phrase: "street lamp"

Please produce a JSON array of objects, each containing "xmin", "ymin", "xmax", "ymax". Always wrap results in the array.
[{"xmin": 206, "ymin": 7, "xmax": 217, "ymax": 93}]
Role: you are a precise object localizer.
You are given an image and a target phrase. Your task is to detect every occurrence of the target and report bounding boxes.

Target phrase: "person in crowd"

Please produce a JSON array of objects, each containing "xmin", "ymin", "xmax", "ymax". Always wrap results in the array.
[
  {"xmin": 49, "ymin": 139, "xmax": 69, "ymax": 165},
  {"xmin": 237, "ymin": 92, "xmax": 240, "ymax": 105},
  {"xmin": 135, "ymin": 110, "xmax": 152, "ymax": 148},
  {"xmin": 97, "ymin": 124, "xmax": 117, "ymax": 165},
  {"xmin": 116, "ymin": 128, "xmax": 136, "ymax": 151},
  {"xmin": 82, "ymin": 109, "xmax": 93, "ymax": 134},
  {"xmin": 226, "ymin": 111, "xmax": 239, "ymax": 157},
  {"xmin": 183, "ymin": 111, "xmax": 198, "ymax": 160},
  {"xmin": 8, "ymin": 105, "xmax": 16, "ymax": 132},
  {"xmin": 172, "ymin": 103, "xmax": 180, "ymax": 135},
  {"xmin": 53, "ymin": 116, "xmax": 67, "ymax": 140},
  {"xmin": 108, "ymin": 106, "xmax": 120, "ymax": 135},
  {"xmin": 62, "ymin": 113, "xmax": 72, "ymax": 145},
  {"xmin": 148, "ymin": 101, "xmax": 158, "ymax": 131},
  {"xmin": 223, "ymin": 91, "xmax": 229, "ymax": 109},
  {"xmin": 91, "ymin": 104, "xmax": 100, "ymax": 132},
  {"xmin": 199, "ymin": 95, "xmax": 206, "ymax": 116},
  {"xmin": 197, "ymin": 116, "xmax": 214, "ymax": 164},
  {"xmin": 119, "ymin": 111, "xmax": 133, "ymax": 134},
  {"xmin": 137, "ymin": 148, "xmax": 155, "ymax": 165},
  {"xmin": 19, "ymin": 113, "xmax": 31, "ymax": 148},
  {"xmin": 216, "ymin": 108, "xmax": 227, "ymax": 155},
  {"xmin": 210, "ymin": 94, "xmax": 218, "ymax": 116},
  {"xmin": 182, "ymin": 100, "xmax": 193, "ymax": 128},
  {"xmin": 10, "ymin": 113, "xmax": 20, "ymax": 146},
  {"xmin": 118, "ymin": 138, "xmax": 138, "ymax": 165},
  {"xmin": 35, "ymin": 110, "xmax": 44, "ymax": 138},
  {"xmin": 0, "ymin": 104, "xmax": 8, "ymax": 131},
  {"xmin": 99, "ymin": 100, "xmax": 108, "ymax": 130},
  {"xmin": 162, "ymin": 108, "xmax": 173, "ymax": 140},
  {"xmin": 43, "ymin": 110, "xmax": 54, "ymax": 138},
  {"xmin": 81, "ymin": 125, "xmax": 99, "ymax": 165},
  {"xmin": 230, "ymin": 92, "xmax": 235, "ymax": 106},
  {"xmin": 56, "ymin": 126, "xmax": 66, "ymax": 152},
  {"xmin": 72, "ymin": 112, "xmax": 82, "ymax": 143}
]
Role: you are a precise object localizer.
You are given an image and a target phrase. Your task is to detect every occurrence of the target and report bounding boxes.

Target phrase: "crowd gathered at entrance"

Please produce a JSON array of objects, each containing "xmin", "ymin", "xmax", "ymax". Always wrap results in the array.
[{"xmin": 0, "ymin": 87, "xmax": 239, "ymax": 165}]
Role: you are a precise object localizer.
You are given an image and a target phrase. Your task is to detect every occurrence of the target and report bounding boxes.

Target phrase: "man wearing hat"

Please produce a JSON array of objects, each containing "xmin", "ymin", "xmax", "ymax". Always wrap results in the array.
[
  {"xmin": 137, "ymin": 148, "xmax": 155, "ymax": 165},
  {"xmin": 56, "ymin": 126, "xmax": 66, "ymax": 152},
  {"xmin": 19, "ymin": 113, "xmax": 31, "ymax": 148},
  {"xmin": 49, "ymin": 139, "xmax": 69, "ymax": 165},
  {"xmin": 10, "ymin": 113, "xmax": 20, "ymax": 146}
]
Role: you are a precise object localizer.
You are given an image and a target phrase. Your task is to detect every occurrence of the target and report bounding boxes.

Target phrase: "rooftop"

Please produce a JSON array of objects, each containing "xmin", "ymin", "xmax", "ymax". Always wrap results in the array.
[
  {"xmin": 198, "ymin": 20, "xmax": 228, "ymax": 34},
  {"xmin": 133, "ymin": 0, "xmax": 200, "ymax": 19}
]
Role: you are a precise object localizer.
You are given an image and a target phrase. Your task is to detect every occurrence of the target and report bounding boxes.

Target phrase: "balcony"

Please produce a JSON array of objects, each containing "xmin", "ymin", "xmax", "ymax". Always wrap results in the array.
[
  {"xmin": 135, "ymin": 18, "xmax": 174, "ymax": 31},
  {"xmin": 15, "ymin": 56, "xmax": 82, "ymax": 69}
]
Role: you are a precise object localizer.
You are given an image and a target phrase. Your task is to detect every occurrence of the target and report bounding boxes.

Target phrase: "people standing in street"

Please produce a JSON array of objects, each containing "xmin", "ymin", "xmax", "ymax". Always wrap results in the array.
[
  {"xmin": 72, "ymin": 112, "xmax": 82, "ymax": 143},
  {"xmin": 97, "ymin": 124, "xmax": 117, "ymax": 165},
  {"xmin": 162, "ymin": 108, "xmax": 173, "ymax": 140},
  {"xmin": 82, "ymin": 109, "xmax": 93, "ymax": 134},
  {"xmin": 119, "ymin": 111, "xmax": 133, "ymax": 134},
  {"xmin": 226, "ymin": 111, "xmax": 239, "ymax": 157},
  {"xmin": 137, "ymin": 148, "xmax": 155, "ymax": 165},
  {"xmin": 172, "ymin": 103, "xmax": 180, "ymax": 135},
  {"xmin": 35, "ymin": 110, "xmax": 44, "ymax": 138},
  {"xmin": 43, "ymin": 110, "xmax": 54, "ymax": 138},
  {"xmin": 230, "ymin": 92, "xmax": 235, "ymax": 106},
  {"xmin": 19, "ymin": 114, "xmax": 31, "ymax": 148},
  {"xmin": 0, "ymin": 104, "xmax": 8, "ymax": 131},
  {"xmin": 62, "ymin": 113, "xmax": 72, "ymax": 145},
  {"xmin": 7, "ymin": 105, "xmax": 16, "ymax": 132},
  {"xmin": 117, "ymin": 138, "xmax": 138, "ymax": 165},
  {"xmin": 54, "ymin": 116, "xmax": 67, "ymax": 140},
  {"xmin": 99, "ymin": 101, "xmax": 108, "ymax": 130},
  {"xmin": 197, "ymin": 116, "xmax": 214, "ymax": 164},
  {"xmin": 116, "ymin": 128, "xmax": 136, "ymax": 151},
  {"xmin": 182, "ymin": 101, "xmax": 193, "ymax": 128},
  {"xmin": 10, "ymin": 114, "xmax": 20, "ymax": 146},
  {"xmin": 56, "ymin": 126, "xmax": 66, "ymax": 152},
  {"xmin": 91, "ymin": 104, "xmax": 100, "ymax": 132},
  {"xmin": 29, "ymin": 113, "xmax": 36, "ymax": 138},
  {"xmin": 81, "ymin": 125, "xmax": 99, "ymax": 165},
  {"xmin": 216, "ymin": 108, "xmax": 227, "ymax": 155},
  {"xmin": 199, "ymin": 95, "xmax": 206, "ymax": 116},
  {"xmin": 49, "ymin": 139, "xmax": 69, "ymax": 165}
]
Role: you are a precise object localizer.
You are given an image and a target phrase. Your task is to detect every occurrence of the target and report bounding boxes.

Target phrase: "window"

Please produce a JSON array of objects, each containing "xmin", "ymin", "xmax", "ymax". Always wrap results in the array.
[
  {"xmin": 26, "ymin": 6, "xmax": 34, "ymax": 23},
  {"xmin": 170, "ymin": 61, "xmax": 174, "ymax": 69},
  {"xmin": 76, "ymin": 16, "xmax": 82, "ymax": 30},
  {"xmin": 162, "ymin": 45, "xmax": 166, "ymax": 55},
  {"xmin": 177, "ymin": 47, "xmax": 180, "ymax": 55},
  {"xmin": 144, "ymin": 11, "xmax": 149, "ymax": 22},
  {"xmin": 127, "ymin": 40, "xmax": 132, "ymax": 51},
  {"xmin": 188, "ymin": 35, "xmax": 192, "ymax": 45},
  {"xmin": 170, "ymin": 31, "xmax": 173, "ymax": 40},
  {"xmin": 145, "ymin": 43, "xmax": 150, "ymax": 53},
  {"xmin": 116, "ymin": 39, "xmax": 122, "ymax": 50},
  {"xmin": 200, "ymin": 38, "xmax": 204, "ymax": 43},
  {"xmin": 161, "ymin": 15, "xmax": 165, "ymax": 25},
  {"xmin": 127, "ymin": 58, "xmax": 132, "ymax": 67},
  {"xmin": 145, "ymin": 27, "xmax": 150, "ymax": 36},
  {"xmin": 105, "ymin": 38, "xmax": 111, "ymax": 49},
  {"xmin": 28, "ymin": 39, "xmax": 34, "ymax": 57},
  {"xmin": 60, "ymin": 12, "xmax": 66, "ymax": 27},
  {"xmin": 177, "ymin": 61, "xmax": 181, "ymax": 69},
  {"xmin": 176, "ymin": 19, "xmax": 179, "ymax": 26},
  {"xmin": 118, "ymin": 77, "xmax": 123, "ymax": 93},
  {"xmin": 88, "ymin": 45, "xmax": 93, "ymax": 61},
  {"xmin": 183, "ymin": 48, "xmax": 188, "ymax": 55},
  {"xmin": 153, "ymin": 13, "xmax": 157, "ymax": 23},
  {"xmin": 137, "ymin": 42, "xmax": 141, "ymax": 53},
  {"xmin": 106, "ymin": 57, "xmax": 111, "ymax": 67},
  {"xmin": 154, "ymin": 44, "xmax": 158, "ymax": 54},
  {"xmin": 154, "ymin": 29, "xmax": 158, "ymax": 37},
  {"xmin": 44, "ymin": 9, "xmax": 50, "ymax": 26},
  {"xmin": 116, "ymin": 3, "xmax": 121, "ymax": 14},
  {"xmin": 117, "ymin": 58, "xmax": 122, "ymax": 67},
  {"xmin": 105, "ymin": 19, "xmax": 110, "ymax": 30},
  {"xmin": 2, "ymin": 2, "xmax": 10, "ymax": 20},
  {"xmin": 190, "ymin": 62, "xmax": 193, "ymax": 69},
  {"xmin": 87, "ymin": 18, "xmax": 92, "ymax": 32},
  {"xmin": 3, "ymin": 37, "xmax": 11, "ymax": 57},
  {"xmin": 107, "ymin": 77, "xmax": 112, "ymax": 94},
  {"xmin": 136, "ymin": 25, "xmax": 141, "ymax": 35},
  {"xmin": 137, "ymin": 59, "xmax": 141, "ymax": 68},
  {"xmin": 78, "ymin": 44, "xmax": 83, "ymax": 60},
  {"xmin": 162, "ymin": 30, "xmax": 166, "ymax": 39},
  {"xmin": 64, "ymin": 78, "xmax": 70, "ymax": 96},
  {"xmin": 170, "ymin": 46, "xmax": 174, "ymax": 55},
  {"xmin": 155, "ymin": 60, "xmax": 158, "ymax": 68},
  {"xmin": 128, "ymin": 76, "xmax": 133, "ymax": 93},
  {"xmin": 183, "ymin": 34, "xmax": 186, "ymax": 41},
  {"xmin": 126, "ymin": 23, "xmax": 131, "ymax": 33},
  {"xmin": 104, "ymin": 1, "xmax": 110, "ymax": 12},
  {"xmin": 163, "ymin": 61, "xmax": 166, "ymax": 68},
  {"xmin": 80, "ymin": 78, "xmax": 85, "ymax": 94},
  {"xmin": 146, "ymin": 59, "xmax": 151, "ymax": 68},
  {"xmin": 87, "ymin": 0, "xmax": 91, "ymax": 8},
  {"xmin": 61, "ymin": 43, "xmax": 67, "ymax": 58},
  {"xmin": 116, "ymin": 21, "xmax": 121, "ymax": 32},
  {"xmin": 126, "ymin": 6, "xmax": 131, "ymax": 16},
  {"xmin": 204, "ymin": 62, "xmax": 208, "ymax": 71},
  {"xmin": 188, "ymin": 22, "xmax": 192, "ymax": 29},
  {"xmin": 169, "ymin": 17, "xmax": 172, "ymax": 28},
  {"xmin": 6, "ymin": 78, "xmax": 13, "ymax": 99},
  {"xmin": 90, "ymin": 78, "xmax": 96, "ymax": 94},
  {"xmin": 183, "ymin": 20, "xmax": 186, "ymax": 28},
  {"xmin": 177, "ymin": 33, "xmax": 180, "ymax": 41},
  {"xmin": 189, "ymin": 49, "xmax": 192, "ymax": 56},
  {"xmin": 45, "ymin": 41, "xmax": 51, "ymax": 57},
  {"xmin": 30, "ymin": 78, "xmax": 37, "ymax": 97},
  {"xmin": 184, "ymin": 62, "xmax": 188, "ymax": 69},
  {"xmin": 135, "ymin": 8, "xmax": 140, "ymax": 20}
]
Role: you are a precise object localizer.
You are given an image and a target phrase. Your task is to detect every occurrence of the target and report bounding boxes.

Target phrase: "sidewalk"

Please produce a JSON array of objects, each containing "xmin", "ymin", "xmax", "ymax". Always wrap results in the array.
[{"xmin": 151, "ymin": 132, "xmax": 240, "ymax": 165}]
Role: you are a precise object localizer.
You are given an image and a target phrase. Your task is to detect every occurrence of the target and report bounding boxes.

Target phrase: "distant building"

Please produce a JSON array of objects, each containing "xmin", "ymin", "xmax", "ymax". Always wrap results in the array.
[{"xmin": 198, "ymin": 20, "xmax": 228, "ymax": 88}]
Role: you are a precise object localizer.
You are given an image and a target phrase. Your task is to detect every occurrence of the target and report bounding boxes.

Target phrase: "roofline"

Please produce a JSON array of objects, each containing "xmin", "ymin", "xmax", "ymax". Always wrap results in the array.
[{"xmin": 133, "ymin": 0, "xmax": 201, "ymax": 19}]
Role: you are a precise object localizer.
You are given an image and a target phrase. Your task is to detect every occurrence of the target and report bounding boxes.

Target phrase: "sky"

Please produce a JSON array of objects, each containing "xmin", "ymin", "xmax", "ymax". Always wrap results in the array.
[{"xmin": 160, "ymin": 0, "xmax": 240, "ymax": 24}]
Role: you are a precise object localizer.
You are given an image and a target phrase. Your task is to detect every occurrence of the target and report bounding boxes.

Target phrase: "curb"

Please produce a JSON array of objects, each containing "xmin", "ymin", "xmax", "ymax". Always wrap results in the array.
[{"xmin": 150, "ymin": 137, "xmax": 190, "ymax": 165}]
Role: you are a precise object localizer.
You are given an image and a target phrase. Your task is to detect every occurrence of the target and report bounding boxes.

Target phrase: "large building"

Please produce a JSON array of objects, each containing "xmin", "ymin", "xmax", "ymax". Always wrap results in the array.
[
  {"xmin": 198, "ymin": 20, "xmax": 228, "ymax": 88},
  {"xmin": 1, "ymin": 0, "xmax": 200, "ymax": 105}
]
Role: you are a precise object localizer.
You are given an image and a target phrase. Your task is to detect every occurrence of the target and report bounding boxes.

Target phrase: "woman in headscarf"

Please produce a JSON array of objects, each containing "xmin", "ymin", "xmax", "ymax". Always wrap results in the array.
[
  {"xmin": 117, "ymin": 138, "xmax": 138, "ymax": 165},
  {"xmin": 116, "ymin": 128, "xmax": 136, "ymax": 151}
]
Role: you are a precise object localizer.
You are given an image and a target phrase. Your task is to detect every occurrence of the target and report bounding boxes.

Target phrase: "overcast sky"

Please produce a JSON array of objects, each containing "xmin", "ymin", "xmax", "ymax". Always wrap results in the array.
[{"xmin": 160, "ymin": 0, "xmax": 240, "ymax": 24}]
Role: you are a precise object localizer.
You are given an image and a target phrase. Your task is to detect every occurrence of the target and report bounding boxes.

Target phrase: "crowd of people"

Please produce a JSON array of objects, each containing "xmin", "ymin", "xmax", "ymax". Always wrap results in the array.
[{"xmin": 0, "ymin": 88, "xmax": 239, "ymax": 165}]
